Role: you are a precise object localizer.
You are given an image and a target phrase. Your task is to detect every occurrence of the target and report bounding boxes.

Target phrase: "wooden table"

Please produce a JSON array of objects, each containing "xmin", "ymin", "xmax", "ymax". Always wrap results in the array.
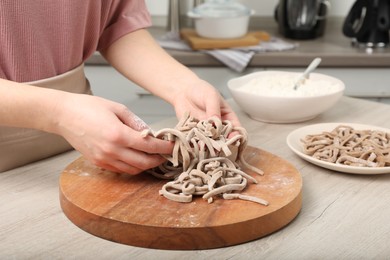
[{"xmin": 1, "ymin": 96, "xmax": 390, "ymax": 259}]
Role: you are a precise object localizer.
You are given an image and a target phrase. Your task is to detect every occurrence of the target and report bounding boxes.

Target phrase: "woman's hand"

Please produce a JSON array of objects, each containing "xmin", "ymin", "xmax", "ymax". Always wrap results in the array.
[
  {"xmin": 171, "ymin": 79, "xmax": 241, "ymax": 127},
  {"xmin": 50, "ymin": 93, "xmax": 173, "ymax": 175}
]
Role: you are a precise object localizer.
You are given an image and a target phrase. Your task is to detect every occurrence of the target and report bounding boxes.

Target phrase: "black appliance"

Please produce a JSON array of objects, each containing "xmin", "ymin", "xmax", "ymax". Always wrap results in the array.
[
  {"xmin": 343, "ymin": 0, "xmax": 390, "ymax": 47},
  {"xmin": 275, "ymin": 0, "xmax": 330, "ymax": 40}
]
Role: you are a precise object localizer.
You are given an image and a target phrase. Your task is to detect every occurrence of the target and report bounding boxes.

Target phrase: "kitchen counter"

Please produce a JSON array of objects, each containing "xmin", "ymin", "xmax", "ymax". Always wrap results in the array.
[
  {"xmin": 87, "ymin": 17, "xmax": 390, "ymax": 68},
  {"xmin": 2, "ymin": 96, "xmax": 390, "ymax": 259}
]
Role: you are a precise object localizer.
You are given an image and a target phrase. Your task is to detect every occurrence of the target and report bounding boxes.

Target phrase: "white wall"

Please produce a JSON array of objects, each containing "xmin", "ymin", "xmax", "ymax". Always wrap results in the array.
[{"xmin": 145, "ymin": 0, "xmax": 355, "ymax": 17}]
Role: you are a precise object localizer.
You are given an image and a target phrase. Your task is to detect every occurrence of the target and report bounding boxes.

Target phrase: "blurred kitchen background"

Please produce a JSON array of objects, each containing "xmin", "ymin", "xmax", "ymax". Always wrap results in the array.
[
  {"xmin": 145, "ymin": 0, "xmax": 353, "ymax": 20},
  {"xmin": 85, "ymin": 0, "xmax": 390, "ymax": 124}
]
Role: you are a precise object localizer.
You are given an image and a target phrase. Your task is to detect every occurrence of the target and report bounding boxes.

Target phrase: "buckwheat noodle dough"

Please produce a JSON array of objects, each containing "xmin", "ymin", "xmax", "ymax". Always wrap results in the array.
[
  {"xmin": 301, "ymin": 125, "xmax": 390, "ymax": 167},
  {"xmin": 141, "ymin": 113, "xmax": 268, "ymax": 206}
]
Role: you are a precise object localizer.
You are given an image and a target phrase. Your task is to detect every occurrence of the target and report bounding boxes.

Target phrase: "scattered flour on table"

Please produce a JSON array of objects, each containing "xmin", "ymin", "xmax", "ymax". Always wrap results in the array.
[{"xmin": 238, "ymin": 73, "xmax": 340, "ymax": 97}]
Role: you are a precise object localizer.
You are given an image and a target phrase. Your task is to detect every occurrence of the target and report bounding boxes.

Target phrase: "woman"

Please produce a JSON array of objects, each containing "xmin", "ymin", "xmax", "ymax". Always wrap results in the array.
[{"xmin": 0, "ymin": 0, "xmax": 240, "ymax": 174}]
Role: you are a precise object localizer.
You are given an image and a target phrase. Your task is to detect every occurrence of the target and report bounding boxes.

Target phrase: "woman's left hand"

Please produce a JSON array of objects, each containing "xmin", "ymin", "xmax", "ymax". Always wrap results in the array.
[{"xmin": 171, "ymin": 80, "xmax": 241, "ymax": 127}]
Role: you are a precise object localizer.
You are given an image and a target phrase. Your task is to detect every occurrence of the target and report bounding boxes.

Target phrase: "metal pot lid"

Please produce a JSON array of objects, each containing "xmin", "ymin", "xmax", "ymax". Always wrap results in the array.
[{"xmin": 191, "ymin": 0, "xmax": 251, "ymax": 18}]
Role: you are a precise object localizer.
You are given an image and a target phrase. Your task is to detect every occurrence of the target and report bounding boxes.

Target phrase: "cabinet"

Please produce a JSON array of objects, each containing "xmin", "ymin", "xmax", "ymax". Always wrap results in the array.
[
  {"xmin": 191, "ymin": 67, "xmax": 390, "ymax": 103},
  {"xmin": 84, "ymin": 66, "xmax": 176, "ymax": 125},
  {"xmin": 85, "ymin": 65, "xmax": 390, "ymax": 125}
]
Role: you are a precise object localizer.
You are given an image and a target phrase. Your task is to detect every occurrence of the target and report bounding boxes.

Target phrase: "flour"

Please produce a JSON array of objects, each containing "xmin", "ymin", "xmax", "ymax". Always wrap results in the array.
[
  {"xmin": 131, "ymin": 113, "xmax": 149, "ymax": 131},
  {"xmin": 238, "ymin": 72, "xmax": 340, "ymax": 97}
]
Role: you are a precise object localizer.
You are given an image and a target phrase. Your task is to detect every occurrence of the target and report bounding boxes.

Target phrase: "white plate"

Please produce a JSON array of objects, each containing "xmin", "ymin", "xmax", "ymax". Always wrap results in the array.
[{"xmin": 286, "ymin": 123, "xmax": 390, "ymax": 174}]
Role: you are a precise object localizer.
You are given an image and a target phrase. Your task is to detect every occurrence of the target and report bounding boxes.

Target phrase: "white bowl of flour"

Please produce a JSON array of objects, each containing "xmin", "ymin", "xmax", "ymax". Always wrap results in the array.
[{"xmin": 228, "ymin": 70, "xmax": 345, "ymax": 123}]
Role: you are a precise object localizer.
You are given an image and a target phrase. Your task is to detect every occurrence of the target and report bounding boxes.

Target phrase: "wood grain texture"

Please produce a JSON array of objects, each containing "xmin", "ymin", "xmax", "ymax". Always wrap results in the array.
[
  {"xmin": 180, "ymin": 28, "xmax": 270, "ymax": 50},
  {"xmin": 59, "ymin": 146, "xmax": 302, "ymax": 250}
]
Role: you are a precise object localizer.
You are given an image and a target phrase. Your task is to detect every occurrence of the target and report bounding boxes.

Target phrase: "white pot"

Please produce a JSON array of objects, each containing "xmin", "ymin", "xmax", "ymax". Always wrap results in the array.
[
  {"xmin": 187, "ymin": 11, "xmax": 252, "ymax": 39},
  {"xmin": 187, "ymin": 0, "xmax": 254, "ymax": 39}
]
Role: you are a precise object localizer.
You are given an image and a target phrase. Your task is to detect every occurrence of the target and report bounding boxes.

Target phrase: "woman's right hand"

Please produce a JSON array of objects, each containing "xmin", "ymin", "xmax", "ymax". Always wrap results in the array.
[{"xmin": 49, "ymin": 93, "xmax": 174, "ymax": 175}]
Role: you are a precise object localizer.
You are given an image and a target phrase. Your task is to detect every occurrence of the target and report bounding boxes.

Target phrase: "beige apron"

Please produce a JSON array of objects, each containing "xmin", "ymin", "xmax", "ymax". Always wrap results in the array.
[{"xmin": 0, "ymin": 64, "xmax": 91, "ymax": 172}]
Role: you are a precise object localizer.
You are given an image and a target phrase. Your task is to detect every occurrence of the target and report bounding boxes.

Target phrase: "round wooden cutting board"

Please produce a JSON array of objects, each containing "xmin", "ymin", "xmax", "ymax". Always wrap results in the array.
[{"xmin": 59, "ymin": 146, "xmax": 302, "ymax": 250}]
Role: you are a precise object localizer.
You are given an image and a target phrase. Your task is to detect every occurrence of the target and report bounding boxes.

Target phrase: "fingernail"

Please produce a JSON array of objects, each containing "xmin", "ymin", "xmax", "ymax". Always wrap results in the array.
[{"xmin": 131, "ymin": 114, "xmax": 150, "ymax": 131}]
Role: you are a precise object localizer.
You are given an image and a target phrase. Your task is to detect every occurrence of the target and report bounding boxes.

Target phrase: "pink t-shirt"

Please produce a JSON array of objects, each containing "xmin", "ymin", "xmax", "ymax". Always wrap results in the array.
[{"xmin": 0, "ymin": 0, "xmax": 152, "ymax": 82}]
